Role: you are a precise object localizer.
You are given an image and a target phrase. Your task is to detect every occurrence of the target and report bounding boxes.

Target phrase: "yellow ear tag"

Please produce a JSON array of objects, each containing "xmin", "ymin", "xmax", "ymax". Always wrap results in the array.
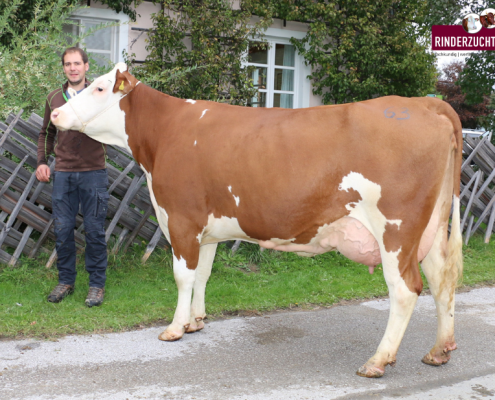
[{"xmin": 119, "ymin": 81, "xmax": 125, "ymax": 91}]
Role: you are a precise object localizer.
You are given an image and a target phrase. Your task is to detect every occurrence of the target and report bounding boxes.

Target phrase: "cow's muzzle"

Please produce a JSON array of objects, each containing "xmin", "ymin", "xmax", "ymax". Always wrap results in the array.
[{"xmin": 51, "ymin": 108, "xmax": 82, "ymax": 132}]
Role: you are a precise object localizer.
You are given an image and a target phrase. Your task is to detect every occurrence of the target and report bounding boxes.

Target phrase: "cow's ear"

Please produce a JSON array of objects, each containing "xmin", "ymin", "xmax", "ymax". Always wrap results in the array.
[{"xmin": 113, "ymin": 70, "xmax": 138, "ymax": 94}]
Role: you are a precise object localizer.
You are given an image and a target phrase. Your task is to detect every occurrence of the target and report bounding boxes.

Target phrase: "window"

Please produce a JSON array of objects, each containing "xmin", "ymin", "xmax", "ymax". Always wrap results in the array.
[
  {"xmin": 63, "ymin": 8, "xmax": 129, "ymax": 66},
  {"xmin": 247, "ymin": 41, "xmax": 297, "ymax": 108},
  {"xmin": 64, "ymin": 18, "xmax": 118, "ymax": 67}
]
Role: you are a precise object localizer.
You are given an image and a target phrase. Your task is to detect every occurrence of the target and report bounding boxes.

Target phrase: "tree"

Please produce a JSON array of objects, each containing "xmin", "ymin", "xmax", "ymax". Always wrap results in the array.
[
  {"xmin": 0, "ymin": 0, "xmax": 140, "ymax": 49},
  {"xmin": 436, "ymin": 60, "xmax": 492, "ymax": 129},
  {"xmin": 130, "ymin": 0, "xmax": 273, "ymax": 104},
  {"xmin": 0, "ymin": 0, "xmax": 110, "ymax": 120},
  {"xmin": 266, "ymin": 0, "xmax": 437, "ymax": 105}
]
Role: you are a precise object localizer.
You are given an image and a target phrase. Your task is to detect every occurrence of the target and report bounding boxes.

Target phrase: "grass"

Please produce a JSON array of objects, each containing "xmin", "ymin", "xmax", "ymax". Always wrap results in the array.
[{"xmin": 0, "ymin": 235, "xmax": 494, "ymax": 339}]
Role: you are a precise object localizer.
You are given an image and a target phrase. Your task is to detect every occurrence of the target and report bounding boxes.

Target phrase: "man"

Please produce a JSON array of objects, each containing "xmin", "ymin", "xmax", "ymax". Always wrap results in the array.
[{"xmin": 36, "ymin": 47, "xmax": 109, "ymax": 307}]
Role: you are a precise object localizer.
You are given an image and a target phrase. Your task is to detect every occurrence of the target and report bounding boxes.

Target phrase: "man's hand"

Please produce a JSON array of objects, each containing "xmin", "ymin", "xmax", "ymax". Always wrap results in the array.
[{"xmin": 36, "ymin": 165, "xmax": 51, "ymax": 182}]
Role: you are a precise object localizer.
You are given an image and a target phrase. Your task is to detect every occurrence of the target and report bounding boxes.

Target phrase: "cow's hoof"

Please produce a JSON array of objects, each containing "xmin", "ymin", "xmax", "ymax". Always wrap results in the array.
[
  {"xmin": 158, "ymin": 327, "xmax": 186, "ymax": 341},
  {"xmin": 421, "ymin": 351, "xmax": 451, "ymax": 366},
  {"xmin": 422, "ymin": 342, "xmax": 456, "ymax": 366},
  {"xmin": 185, "ymin": 318, "xmax": 205, "ymax": 333},
  {"xmin": 356, "ymin": 364, "xmax": 385, "ymax": 378}
]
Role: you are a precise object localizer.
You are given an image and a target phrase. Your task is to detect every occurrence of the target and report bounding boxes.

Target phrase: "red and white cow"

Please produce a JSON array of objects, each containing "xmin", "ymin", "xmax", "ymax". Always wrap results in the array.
[{"xmin": 51, "ymin": 63, "xmax": 463, "ymax": 378}]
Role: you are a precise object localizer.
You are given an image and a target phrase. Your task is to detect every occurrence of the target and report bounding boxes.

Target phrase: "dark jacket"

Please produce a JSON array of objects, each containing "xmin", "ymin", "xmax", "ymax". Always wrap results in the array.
[{"xmin": 37, "ymin": 80, "xmax": 106, "ymax": 171}]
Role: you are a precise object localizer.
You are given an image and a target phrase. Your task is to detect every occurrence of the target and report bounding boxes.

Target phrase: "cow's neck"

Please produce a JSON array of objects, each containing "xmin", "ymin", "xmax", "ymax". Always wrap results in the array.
[{"xmin": 119, "ymin": 83, "xmax": 180, "ymax": 175}]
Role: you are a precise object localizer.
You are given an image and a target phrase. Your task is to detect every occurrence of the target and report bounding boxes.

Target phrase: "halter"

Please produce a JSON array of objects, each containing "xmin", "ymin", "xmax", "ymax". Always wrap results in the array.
[{"xmin": 65, "ymin": 81, "xmax": 140, "ymax": 133}]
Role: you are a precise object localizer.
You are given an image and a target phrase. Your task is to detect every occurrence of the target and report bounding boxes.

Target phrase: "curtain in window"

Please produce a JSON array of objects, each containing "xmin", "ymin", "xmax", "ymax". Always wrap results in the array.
[{"xmin": 280, "ymin": 45, "xmax": 295, "ymax": 108}]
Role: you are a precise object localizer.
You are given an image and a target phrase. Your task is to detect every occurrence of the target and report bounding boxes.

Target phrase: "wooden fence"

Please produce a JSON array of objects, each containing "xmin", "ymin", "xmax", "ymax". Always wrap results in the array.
[
  {"xmin": 460, "ymin": 132, "xmax": 495, "ymax": 245},
  {"xmin": 0, "ymin": 111, "xmax": 168, "ymax": 268}
]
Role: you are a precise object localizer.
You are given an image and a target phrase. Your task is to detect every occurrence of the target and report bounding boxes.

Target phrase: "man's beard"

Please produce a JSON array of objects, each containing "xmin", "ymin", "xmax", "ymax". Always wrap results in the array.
[{"xmin": 69, "ymin": 77, "xmax": 83, "ymax": 86}]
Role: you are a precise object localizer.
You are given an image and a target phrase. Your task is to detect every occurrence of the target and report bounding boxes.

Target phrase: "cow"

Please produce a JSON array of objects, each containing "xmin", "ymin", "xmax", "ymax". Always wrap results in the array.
[
  {"xmin": 480, "ymin": 15, "xmax": 490, "ymax": 28},
  {"xmin": 51, "ymin": 63, "xmax": 463, "ymax": 378},
  {"xmin": 463, "ymin": 15, "xmax": 479, "ymax": 31},
  {"xmin": 481, "ymin": 12, "xmax": 494, "ymax": 28}
]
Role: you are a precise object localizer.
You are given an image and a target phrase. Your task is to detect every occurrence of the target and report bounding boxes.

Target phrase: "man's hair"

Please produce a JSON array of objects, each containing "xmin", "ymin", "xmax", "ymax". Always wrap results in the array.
[{"xmin": 61, "ymin": 47, "xmax": 89, "ymax": 65}]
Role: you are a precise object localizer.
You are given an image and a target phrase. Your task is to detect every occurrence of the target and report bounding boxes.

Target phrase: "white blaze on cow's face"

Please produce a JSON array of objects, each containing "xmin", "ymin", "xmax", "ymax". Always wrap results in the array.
[{"xmin": 50, "ymin": 62, "xmax": 135, "ymax": 153}]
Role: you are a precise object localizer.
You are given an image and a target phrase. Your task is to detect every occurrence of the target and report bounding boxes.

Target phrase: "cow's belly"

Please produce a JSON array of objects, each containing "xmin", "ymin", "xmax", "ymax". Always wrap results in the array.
[{"xmin": 200, "ymin": 211, "xmax": 439, "ymax": 268}]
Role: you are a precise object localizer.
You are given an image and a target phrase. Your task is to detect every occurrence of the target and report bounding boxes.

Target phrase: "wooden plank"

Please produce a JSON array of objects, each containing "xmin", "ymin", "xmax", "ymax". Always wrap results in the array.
[
  {"xmin": 460, "ymin": 170, "xmax": 481, "ymax": 202},
  {"xmin": 105, "ymin": 174, "xmax": 146, "ymax": 242},
  {"xmin": 484, "ymin": 204, "xmax": 495, "ymax": 244},
  {"xmin": 108, "ymin": 160, "xmax": 135, "ymax": 194},
  {"xmin": 462, "ymin": 136, "xmax": 488, "ymax": 171},
  {"xmin": 121, "ymin": 204, "xmax": 154, "ymax": 254},
  {"xmin": 29, "ymin": 218, "xmax": 54, "ymax": 258},
  {"xmin": 0, "ymin": 247, "xmax": 12, "ymax": 264},
  {"xmin": 0, "ymin": 219, "xmax": 49, "ymax": 256},
  {"xmin": 0, "ymin": 109, "xmax": 23, "ymax": 151},
  {"xmin": 9, "ymin": 162, "xmax": 56, "ymax": 266},
  {"xmin": 464, "ymin": 215, "xmax": 475, "ymax": 246},
  {"xmin": 111, "ymin": 228, "xmax": 129, "ymax": 254},
  {"xmin": 28, "ymin": 112, "xmax": 43, "ymax": 127},
  {"xmin": 469, "ymin": 194, "xmax": 495, "ymax": 239},
  {"xmin": 460, "ymin": 171, "xmax": 481, "ymax": 232},
  {"xmin": 0, "ymin": 172, "xmax": 38, "ymax": 248},
  {"xmin": 0, "ymin": 154, "xmax": 29, "ymax": 199}
]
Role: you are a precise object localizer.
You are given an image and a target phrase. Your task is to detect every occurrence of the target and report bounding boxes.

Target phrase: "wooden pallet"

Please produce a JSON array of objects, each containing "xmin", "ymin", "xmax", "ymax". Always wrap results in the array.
[{"xmin": 0, "ymin": 111, "xmax": 168, "ymax": 267}]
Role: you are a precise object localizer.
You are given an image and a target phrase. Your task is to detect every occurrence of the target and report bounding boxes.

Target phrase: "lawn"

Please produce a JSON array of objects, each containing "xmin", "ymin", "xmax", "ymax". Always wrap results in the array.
[{"xmin": 0, "ymin": 236, "xmax": 494, "ymax": 339}]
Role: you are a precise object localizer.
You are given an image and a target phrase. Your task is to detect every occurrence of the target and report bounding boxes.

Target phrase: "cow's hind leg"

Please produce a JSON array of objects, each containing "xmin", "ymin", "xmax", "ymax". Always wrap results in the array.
[
  {"xmin": 186, "ymin": 243, "xmax": 217, "ymax": 333},
  {"xmin": 420, "ymin": 197, "xmax": 462, "ymax": 366},
  {"xmin": 357, "ymin": 250, "xmax": 420, "ymax": 378}
]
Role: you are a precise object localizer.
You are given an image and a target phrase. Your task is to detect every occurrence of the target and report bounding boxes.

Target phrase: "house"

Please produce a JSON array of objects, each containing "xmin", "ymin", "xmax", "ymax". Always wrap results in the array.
[{"xmin": 69, "ymin": 0, "xmax": 323, "ymax": 108}]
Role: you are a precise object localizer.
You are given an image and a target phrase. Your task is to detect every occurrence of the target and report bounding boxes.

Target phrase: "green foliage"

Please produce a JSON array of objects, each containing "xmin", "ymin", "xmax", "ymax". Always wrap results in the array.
[
  {"xmin": 271, "ymin": 0, "xmax": 437, "ymax": 104},
  {"xmin": 129, "ymin": 0, "xmax": 272, "ymax": 104},
  {"xmin": 97, "ymin": 0, "xmax": 142, "ymax": 21},
  {"xmin": 0, "ymin": 0, "xmax": 79, "ymax": 48},
  {"xmin": 0, "ymin": 0, "xmax": 113, "ymax": 120}
]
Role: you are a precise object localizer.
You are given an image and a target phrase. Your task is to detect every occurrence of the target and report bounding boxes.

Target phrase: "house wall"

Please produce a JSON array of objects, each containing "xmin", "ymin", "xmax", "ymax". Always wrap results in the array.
[{"xmin": 89, "ymin": 1, "xmax": 323, "ymax": 106}]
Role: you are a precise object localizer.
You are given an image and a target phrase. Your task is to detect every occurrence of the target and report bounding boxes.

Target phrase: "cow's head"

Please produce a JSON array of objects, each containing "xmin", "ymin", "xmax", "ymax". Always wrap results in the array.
[
  {"xmin": 480, "ymin": 15, "xmax": 489, "ymax": 28},
  {"xmin": 487, "ymin": 12, "xmax": 495, "ymax": 25},
  {"xmin": 51, "ymin": 62, "xmax": 139, "ymax": 152}
]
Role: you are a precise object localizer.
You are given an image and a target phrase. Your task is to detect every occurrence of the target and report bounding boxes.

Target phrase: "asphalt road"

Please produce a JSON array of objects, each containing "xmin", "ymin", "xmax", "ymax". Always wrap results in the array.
[{"xmin": 1, "ymin": 287, "xmax": 494, "ymax": 400}]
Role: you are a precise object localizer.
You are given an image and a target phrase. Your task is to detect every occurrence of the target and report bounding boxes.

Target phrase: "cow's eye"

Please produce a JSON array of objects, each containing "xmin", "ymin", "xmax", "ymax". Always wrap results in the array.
[{"xmin": 97, "ymin": 87, "xmax": 104, "ymax": 92}]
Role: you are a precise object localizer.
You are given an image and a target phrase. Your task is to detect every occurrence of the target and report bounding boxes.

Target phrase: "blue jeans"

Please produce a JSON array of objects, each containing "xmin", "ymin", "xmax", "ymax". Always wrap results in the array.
[{"xmin": 52, "ymin": 169, "xmax": 109, "ymax": 288}]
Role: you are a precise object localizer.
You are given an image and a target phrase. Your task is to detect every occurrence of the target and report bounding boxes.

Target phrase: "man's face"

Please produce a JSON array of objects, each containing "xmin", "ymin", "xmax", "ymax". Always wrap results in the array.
[{"xmin": 63, "ymin": 51, "xmax": 89, "ymax": 86}]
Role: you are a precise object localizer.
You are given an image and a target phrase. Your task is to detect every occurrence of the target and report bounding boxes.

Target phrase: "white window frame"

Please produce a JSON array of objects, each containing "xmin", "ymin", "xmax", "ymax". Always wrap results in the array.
[
  {"xmin": 246, "ymin": 28, "xmax": 311, "ymax": 109},
  {"xmin": 69, "ymin": 8, "xmax": 129, "ymax": 65}
]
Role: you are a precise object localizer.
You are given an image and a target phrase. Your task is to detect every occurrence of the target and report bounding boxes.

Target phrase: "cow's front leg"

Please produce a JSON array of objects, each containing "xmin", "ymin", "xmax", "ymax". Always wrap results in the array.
[
  {"xmin": 357, "ymin": 250, "xmax": 420, "ymax": 378},
  {"xmin": 186, "ymin": 243, "xmax": 217, "ymax": 333},
  {"xmin": 159, "ymin": 247, "xmax": 199, "ymax": 341}
]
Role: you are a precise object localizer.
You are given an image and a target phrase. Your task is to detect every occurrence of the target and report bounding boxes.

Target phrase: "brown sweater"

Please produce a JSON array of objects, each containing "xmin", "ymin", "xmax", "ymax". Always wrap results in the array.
[{"xmin": 37, "ymin": 80, "xmax": 106, "ymax": 171}]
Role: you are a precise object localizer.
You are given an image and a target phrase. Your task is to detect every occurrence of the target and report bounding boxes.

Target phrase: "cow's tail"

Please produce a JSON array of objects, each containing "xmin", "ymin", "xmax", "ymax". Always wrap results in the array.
[
  {"xmin": 445, "ymin": 107, "xmax": 463, "ymax": 287},
  {"xmin": 447, "ymin": 193, "xmax": 463, "ymax": 287}
]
